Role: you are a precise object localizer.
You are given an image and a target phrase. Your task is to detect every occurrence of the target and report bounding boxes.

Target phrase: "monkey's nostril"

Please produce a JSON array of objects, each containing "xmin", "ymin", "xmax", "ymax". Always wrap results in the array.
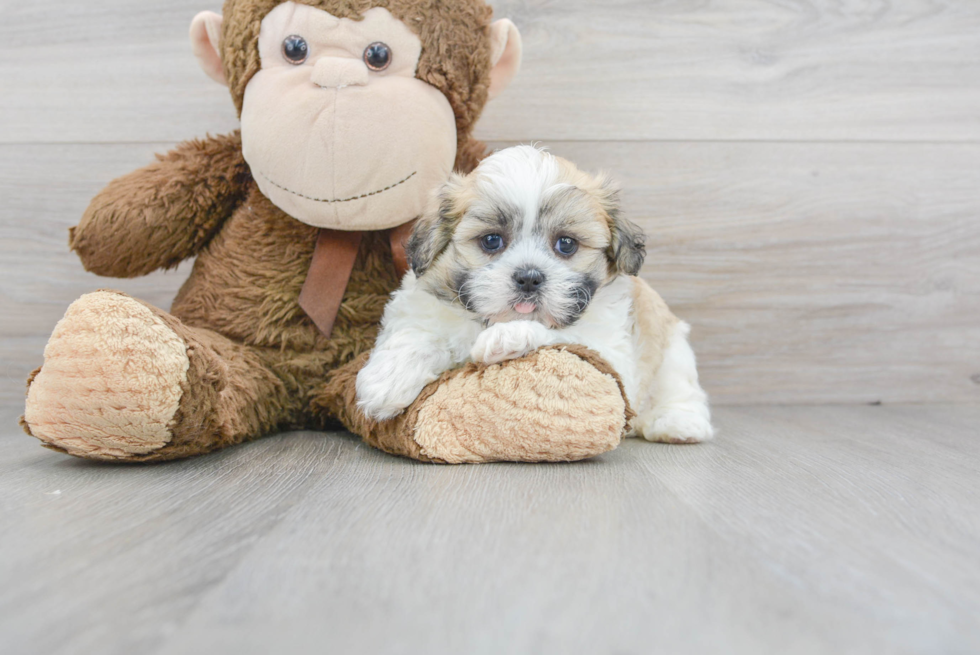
[{"xmin": 514, "ymin": 269, "xmax": 545, "ymax": 293}]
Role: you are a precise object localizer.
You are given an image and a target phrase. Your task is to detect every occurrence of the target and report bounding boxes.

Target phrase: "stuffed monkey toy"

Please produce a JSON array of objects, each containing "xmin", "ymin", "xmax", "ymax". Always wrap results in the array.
[{"xmin": 21, "ymin": 0, "xmax": 632, "ymax": 464}]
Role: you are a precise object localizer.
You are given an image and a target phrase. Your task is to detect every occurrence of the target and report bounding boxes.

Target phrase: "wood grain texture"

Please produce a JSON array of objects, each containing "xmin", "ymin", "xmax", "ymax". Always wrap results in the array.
[
  {"xmin": 0, "ymin": 406, "xmax": 350, "ymax": 655},
  {"xmin": 3, "ymin": 141, "xmax": 977, "ymax": 405},
  {"xmin": 0, "ymin": 0, "xmax": 233, "ymax": 144},
  {"xmin": 1, "ymin": 1, "xmax": 979, "ymax": 144},
  {"xmin": 0, "ymin": 144, "xmax": 190, "ymax": 403},
  {"xmin": 484, "ymin": 0, "xmax": 980, "ymax": 142},
  {"xmin": 1, "ymin": 404, "xmax": 978, "ymax": 655},
  {"xmin": 527, "ymin": 140, "xmax": 980, "ymax": 405}
]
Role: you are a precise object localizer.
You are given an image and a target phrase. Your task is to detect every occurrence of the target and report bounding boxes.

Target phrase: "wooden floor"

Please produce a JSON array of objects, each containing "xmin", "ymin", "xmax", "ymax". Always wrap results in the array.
[{"xmin": 1, "ymin": 404, "xmax": 978, "ymax": 655}]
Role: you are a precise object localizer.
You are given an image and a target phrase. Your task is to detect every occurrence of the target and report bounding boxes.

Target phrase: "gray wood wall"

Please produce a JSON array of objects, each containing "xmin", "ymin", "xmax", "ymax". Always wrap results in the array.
[{"xmin": 1, "ymin": 0, "xmax": 978, "ymax": 406}]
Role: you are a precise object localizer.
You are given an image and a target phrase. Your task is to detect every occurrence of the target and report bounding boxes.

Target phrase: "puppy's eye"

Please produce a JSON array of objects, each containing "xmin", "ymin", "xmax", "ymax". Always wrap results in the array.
[
  {"xmin": 282, "ymin": 35, "xmax": 309, "ymax": 65},
  {"xmin": 555, "ymin": 237, "xmax": 579, "ymax": 256},
  {"xmin": 364, "ymin": 42, "xmax": 392, "ymax": 71},
  {"xmin": 480, "ymin": 234, "xmax": 505, "ymax": 253}
]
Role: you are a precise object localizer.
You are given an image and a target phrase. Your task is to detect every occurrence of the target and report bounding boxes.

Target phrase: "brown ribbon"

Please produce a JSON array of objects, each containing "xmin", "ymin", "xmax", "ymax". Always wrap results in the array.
[
  {"xmin": 389, "ymin": 219, "xmax": 416, "ymax": 279},
  {"xmin": 299, "ymin": 221, "xmax": 416, "ymax": 339}
]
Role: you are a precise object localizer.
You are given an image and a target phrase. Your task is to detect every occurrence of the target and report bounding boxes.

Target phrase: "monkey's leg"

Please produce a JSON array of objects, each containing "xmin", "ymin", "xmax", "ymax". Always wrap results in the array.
[
  {"xmin": 23, "ymin": 291, "xmax": 289, "ymax": 462},
  {"xmin": 313, "ymin": 345, "xmax": 632, "ymax": 464}
]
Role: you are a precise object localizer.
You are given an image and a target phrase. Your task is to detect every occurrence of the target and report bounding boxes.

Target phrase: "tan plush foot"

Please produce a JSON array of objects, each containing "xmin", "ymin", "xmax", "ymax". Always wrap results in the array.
[
  {"xmin": 315, "ymin": 345, "xmax": 631, "ymax": 464},
  {"xmin": 24, "ymin": 291, "xmax": 190, "ymax": 460},
  {"xmin": 412, "ymin": 346, "xmax": 630, "ymax": 463}
]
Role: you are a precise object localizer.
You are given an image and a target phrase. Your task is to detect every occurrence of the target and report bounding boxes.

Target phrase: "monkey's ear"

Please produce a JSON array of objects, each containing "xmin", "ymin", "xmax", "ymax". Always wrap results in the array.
[
  {"xmin": 190, "ymin": 11, "xmax": 227, "ymax": 86},
  {"xmin": 407, "ymin": 175, "xmax": 466, "ymax": 278},
  {"xmin": 487, "ymin": 19, "xmax": 522, "ymax": 100},
  {"xmin": 599, "ymin": 183, "xmax": 646, "ymax": 276}
]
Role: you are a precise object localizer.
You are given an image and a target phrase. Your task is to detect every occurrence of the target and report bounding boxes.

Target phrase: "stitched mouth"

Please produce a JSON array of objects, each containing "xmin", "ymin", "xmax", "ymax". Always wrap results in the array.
[{"xmin": 259, "ymin": 171, "xmax": 417, "ymax": 204}]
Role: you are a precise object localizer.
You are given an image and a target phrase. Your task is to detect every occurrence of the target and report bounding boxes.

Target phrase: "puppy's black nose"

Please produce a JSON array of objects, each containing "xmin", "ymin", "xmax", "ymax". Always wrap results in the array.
[{"xmin": 514, "ymin": 268, "xmax": 545, "ymax": 293}]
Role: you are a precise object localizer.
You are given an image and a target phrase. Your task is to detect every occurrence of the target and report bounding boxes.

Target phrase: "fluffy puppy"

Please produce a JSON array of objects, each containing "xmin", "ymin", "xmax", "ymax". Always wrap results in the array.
[{"xmin": 356, "ymin": 146, "xmax": 713, "ymax": 443}]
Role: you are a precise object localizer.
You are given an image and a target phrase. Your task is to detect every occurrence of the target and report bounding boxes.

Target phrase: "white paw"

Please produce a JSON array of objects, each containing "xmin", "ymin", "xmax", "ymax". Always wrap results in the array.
[
  {"xmin": 356, "ymin": 351, "xmax": 438, "ymax": 421},
  {"xmin": 637, "ymin": 406, "xmax": 715, "ymax": 444},
  {"xmin": 470, "ymin": 321, "xmax": 552, "ymax": 365}
]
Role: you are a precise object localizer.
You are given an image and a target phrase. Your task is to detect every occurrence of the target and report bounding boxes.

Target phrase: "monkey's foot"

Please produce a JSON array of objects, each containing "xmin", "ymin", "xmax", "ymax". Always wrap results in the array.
[
  {"xmin": 319, "ymin": 345, "xmax": 631, "ymax": 463},
  {"xmin": 23, "ymin": 291, "xmax": 190, "ymax": 460}
]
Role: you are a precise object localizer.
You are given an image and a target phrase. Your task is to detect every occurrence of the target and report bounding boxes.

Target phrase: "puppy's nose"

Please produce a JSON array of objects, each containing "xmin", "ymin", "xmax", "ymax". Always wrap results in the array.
[{"xmin": 514, "ymin": 269, "xmax": 546, "ymax": 294}]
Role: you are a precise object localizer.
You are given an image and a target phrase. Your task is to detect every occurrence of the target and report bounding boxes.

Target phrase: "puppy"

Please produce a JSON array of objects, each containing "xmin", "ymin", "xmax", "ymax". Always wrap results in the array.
[{"xmin": 356, "ymin": 146, "xmax": 713, "ymax": 443}]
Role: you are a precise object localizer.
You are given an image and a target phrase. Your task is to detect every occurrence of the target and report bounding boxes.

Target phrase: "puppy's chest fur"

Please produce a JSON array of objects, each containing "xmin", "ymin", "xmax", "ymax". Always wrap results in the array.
[{"xmin": 534, "ymin": 276, "xmax": 641, "ymax": 402}]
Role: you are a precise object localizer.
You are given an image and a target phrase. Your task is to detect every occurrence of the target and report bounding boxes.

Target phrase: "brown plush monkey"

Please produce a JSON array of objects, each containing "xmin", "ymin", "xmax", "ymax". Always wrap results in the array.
[{"xmin": 21, "ymin": 0, "xmax": 631, "ymax": 463}]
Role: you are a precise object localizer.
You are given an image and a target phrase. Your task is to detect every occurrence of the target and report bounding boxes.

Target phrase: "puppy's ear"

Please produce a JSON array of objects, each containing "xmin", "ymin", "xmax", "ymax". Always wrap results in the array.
[
  {"xmin": 599, "ymin": 181, "xmax": 646, "ymax": 276},
  {"xmin": 407, "ymin": 174, "xmax": 466, "ymax": 277}
]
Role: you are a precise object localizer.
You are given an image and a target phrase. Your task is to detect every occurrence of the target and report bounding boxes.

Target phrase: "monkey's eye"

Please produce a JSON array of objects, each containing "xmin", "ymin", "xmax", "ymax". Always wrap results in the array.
[
  {"xmin": 555, "ymin": 237, "xmax": 579, "ymax": 256},
  {"xmin": 480, "ymin": 234, "xmax": 505, "ymax": 253},
  {"xmin": 282, "ymin": 35, "xmax": 309, "ymax": 65},
  {"xmin": 364, "ymin": 42, "xmax": 392, "ymax": 71}
]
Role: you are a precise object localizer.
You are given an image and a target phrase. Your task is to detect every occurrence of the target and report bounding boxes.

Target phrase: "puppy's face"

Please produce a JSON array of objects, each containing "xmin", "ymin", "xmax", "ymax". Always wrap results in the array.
[{"xmin": 408, "ymin": 146, "xmax": 646, "ymax": 328}]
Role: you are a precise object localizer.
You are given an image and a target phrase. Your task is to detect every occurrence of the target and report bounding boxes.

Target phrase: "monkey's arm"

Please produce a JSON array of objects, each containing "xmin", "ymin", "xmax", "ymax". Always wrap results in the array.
[{"xmin": 70, "ymin": 132, "xmax": 251, "ymax": 278}]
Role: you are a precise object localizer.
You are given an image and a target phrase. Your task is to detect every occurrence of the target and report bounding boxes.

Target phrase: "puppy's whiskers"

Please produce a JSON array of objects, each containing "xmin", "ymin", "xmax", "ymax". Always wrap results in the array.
[
  {"xmin": 573, "ymin": 285, "xmax": 593, "ymax": 313},
  {"xmin": 455, "ymin": 276, "xmax": 477, "ymax": 313}
]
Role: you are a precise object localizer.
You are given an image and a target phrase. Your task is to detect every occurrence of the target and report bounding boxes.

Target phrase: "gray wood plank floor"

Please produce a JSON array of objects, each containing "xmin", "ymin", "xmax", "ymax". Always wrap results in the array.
[{"xmin": 2, "ymin": 404, "xmax": 978, "ymax": 655}]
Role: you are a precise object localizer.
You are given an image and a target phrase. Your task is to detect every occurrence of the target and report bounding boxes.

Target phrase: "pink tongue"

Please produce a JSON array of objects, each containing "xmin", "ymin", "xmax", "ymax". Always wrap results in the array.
[{"xmin": 514, "ymin": 302, "xmax": 537, "ymax": 315}]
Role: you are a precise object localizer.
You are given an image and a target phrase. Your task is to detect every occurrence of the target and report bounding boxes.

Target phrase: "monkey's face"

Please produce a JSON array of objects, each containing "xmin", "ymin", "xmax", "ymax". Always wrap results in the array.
[{"xmin": 240, "ymin": 3, "xmax": 457, "ymax": 230}]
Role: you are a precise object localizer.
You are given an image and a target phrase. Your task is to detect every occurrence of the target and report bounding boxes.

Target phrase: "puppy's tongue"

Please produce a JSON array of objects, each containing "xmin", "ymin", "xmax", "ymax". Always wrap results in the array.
[{"xmin": 514, "ymin": 302, "xmax": 537, "ymax": 315}]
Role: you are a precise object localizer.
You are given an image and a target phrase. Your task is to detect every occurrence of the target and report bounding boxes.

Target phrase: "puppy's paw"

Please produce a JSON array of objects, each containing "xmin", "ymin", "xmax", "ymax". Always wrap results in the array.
[
  {"xmin": 470, "ymin": 321, "xmax": 552, "ymax": 365},
  {"xmin": 637, "ymin": 405, "xmax": 715, "ymax": 444},
  {"xmin": 356, "ymin": 353, "xmax": 433, "ymax": 421}
]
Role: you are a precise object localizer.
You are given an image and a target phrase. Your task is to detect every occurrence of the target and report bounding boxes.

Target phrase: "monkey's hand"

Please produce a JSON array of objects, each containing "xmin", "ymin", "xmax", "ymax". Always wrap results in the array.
[
  {"xmin": 470, "ymin": 321, "xmax": 555, "ymax": 365},
  {"xmin": 70, "ymin": 132, "xmax": 250, "ymax": 278}
]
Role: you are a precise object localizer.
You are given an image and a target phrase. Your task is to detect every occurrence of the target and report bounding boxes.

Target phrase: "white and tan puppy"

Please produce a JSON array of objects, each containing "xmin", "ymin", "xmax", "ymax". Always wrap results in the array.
[{"xmin": 356, "ymin": 146, "xmax": 714, "ymax": 443}]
